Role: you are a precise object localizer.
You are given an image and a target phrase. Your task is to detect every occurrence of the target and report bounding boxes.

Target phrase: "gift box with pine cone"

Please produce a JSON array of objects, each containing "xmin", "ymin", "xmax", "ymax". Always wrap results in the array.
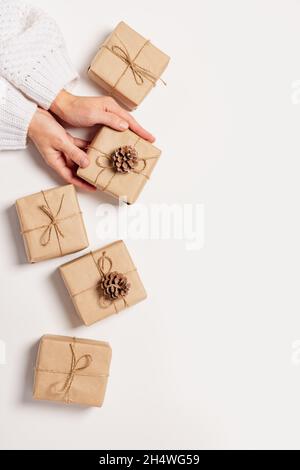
[
  {"xmin": 77, "ymin": 126, "xmax": 161, "ymax": 204},
  {"xmin": 33, "ymin": 335, "xmax": 112, "ymax": 407},
  {"xmin": 88, "ymin": 21, "xmax": 170, "ymax": 110},
  {"xmin": 16, "ymin": 185, "xmax": 89, "ymax": 263},
  {"xmin": 59, "ymin": 240, "xmax": 147, "ymax": 326}
]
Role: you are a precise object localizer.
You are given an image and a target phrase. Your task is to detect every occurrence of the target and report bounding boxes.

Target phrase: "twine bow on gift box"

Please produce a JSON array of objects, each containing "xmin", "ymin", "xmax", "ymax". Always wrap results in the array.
[
  {"xmin": 36, "ymin": 341, "xmax": 108, "ymax": 404},
  {"xmin": 102, "ymin": 34, "xmax": 167, "ymax": 88},
  {"xmin": 39, "ymin": 194, "xmax": 65, "ymax": 247},
  {"xmin": 71, "ymin": 249, "xmax": 136, "ymax": 314},
  {"xmin": 97, "ymin": 251, "xmax": 131, "ymax": 309},
  {"xmin": 88, "ymin": 137, "xmax": 160, "ymax": 193},
  {"xmin": 55, "ymin": 344, "xmax": 93, "ymax": 401},
  {"xmin": 21, "ymin": 191, "xmax": 81, "ymax": 256}
]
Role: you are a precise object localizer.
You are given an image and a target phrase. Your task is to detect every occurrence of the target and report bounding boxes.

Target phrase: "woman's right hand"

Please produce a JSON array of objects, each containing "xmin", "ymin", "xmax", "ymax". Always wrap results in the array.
[
  {"xmin": 28, "ymin": 108, "xmax": 96, "ymax": 191},
  {"xmin": 50, "ymin": 91, "xmax": 155, "ymax": 142}
]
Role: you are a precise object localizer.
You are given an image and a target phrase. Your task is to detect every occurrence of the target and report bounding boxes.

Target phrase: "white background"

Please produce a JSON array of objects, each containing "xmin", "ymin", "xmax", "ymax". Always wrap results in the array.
[{"xmin": 1, "ymin": 0, "xmax": 300, "ymax": 450}]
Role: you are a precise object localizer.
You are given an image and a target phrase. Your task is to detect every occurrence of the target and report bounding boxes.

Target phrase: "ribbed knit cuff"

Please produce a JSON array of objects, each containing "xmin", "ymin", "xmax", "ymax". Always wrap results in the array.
[
  {"xmin": 0, "ymin": 79, "xmax": 37, "ymax": 150},
  {"xmin": 18, "ymin": 45, "xmax": 79, "ymax": 110}
]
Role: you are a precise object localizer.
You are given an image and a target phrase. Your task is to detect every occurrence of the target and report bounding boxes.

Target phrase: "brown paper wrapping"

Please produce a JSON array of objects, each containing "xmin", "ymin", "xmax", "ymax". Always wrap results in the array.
[
  {"xmin": 59, "ymin": 240, "xmax": 147, "ymax": 326},
  {"xmin": 88, "ymin": 21, "xmax": 170, "ymax": 110},
  {"xmin": 77, "ymin": 127, "xmax": 161, "ymax": 204},
  {"xmin": 16, "ymin": 185, "xmax": 89, "ymax": 263},
  {"xmin": 33, "ymin": 335, "xmax": 112, "ymax": 407}
]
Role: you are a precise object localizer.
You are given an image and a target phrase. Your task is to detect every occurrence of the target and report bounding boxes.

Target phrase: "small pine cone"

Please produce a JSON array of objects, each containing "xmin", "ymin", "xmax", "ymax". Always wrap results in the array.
[
  {"xmin": 100, "ymin": 271, "xmax": 131, "ymax": 300},
  {"xmin": 111, "ymin": 145, "xmax": 138, "ymax": 173}
]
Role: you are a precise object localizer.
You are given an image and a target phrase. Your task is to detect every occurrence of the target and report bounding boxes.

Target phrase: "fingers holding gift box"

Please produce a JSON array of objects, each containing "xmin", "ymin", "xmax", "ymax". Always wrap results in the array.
[
  {"xmin": 88, "ymin": 21, "xmax": 170, "ymax": 110},
  {"xmin": 59, "ymin": 240, "xmax": 147, "ymax": 326},
  {"xmin": 33, "ymin": 335, "xmax": 112, "ymax": 407},
  {"xmin": 77, "ymin": 126, "xmax": 161, "ymax": 204},
  {"xmin": 16, "ymin": 185, "xmax": 89, "ymax": 263}
]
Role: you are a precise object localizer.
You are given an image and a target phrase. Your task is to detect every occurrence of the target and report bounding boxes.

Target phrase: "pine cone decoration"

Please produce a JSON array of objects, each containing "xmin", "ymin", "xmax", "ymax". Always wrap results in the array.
[
  {"xmin": 111, "ymin": 145, "xmax": 138, "ymax": 173},
  {"xmin": 100, "ymin": 271, "xmax": 131, "ymax": 300}
]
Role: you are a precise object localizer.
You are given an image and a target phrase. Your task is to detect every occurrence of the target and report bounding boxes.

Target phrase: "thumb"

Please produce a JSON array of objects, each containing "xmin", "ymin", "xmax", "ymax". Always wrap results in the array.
[{"xmin": 62, "ymin": 140, "xmax": 90, "ymax": 168}]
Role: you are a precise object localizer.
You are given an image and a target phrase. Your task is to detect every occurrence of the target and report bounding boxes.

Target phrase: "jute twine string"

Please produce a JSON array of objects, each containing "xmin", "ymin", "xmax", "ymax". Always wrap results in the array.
[
  {"xmin": 93, "ymin": 250, "xmax": 128, "ymax": 312},
  {"xmin": 88, "ymin": 137, "xmax": 160, "ymax": 191},
  {"xmin": 71, "ymin": 250, "xmax": 137, "ymax": 314},
  {"xmin": 21, "ymin": 191, "xmax": 81, "ymax": 256},
  {"xmin": 102, "ymin": 33, "xmax": 167, "ymax": 91},
  {"xmin": 36, "ymin": 340, "xmax": 108, "ymax": 403}
]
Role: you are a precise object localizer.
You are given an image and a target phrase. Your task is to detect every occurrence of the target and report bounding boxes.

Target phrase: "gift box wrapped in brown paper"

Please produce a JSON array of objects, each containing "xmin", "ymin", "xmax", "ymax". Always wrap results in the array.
[
  {"xmin": 16, "ymin": 184, "xmax": 89, "ymax": 263},
  {"xmin": 88, "ymin": 21, "xmax": 170, "ymax": 110},
  {"xmin": 33, "ymin": 335, "xmax": 112, "ymax": 407},
  {"xmin": 59, "ymin": 240, "xmax": 147, "ymax": 326},
  {"xmin": 77, "ymin": 126, "xmax": 161, "ymax": 204}
]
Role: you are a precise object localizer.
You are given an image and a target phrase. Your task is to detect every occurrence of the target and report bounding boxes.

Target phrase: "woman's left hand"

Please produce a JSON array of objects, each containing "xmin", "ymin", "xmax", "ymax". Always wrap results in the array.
[{"xmin": 28, "ymin": 108, "xmax": 96, "ymax": 191}]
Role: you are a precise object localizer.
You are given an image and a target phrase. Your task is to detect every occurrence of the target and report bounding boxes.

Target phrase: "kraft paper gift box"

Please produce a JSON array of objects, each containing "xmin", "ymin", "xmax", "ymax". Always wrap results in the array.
[
  {"xmin": 77, "ymin": 126, "xmax": 161, "ymax": 204},
  {"xmin": 33, "ymin": 335, "xmax": 112, "ymax": 407},
  {"xmin": 16, "ymin": 184, "xmax": 89, "ymax": 263},
  {"xmin": 59, "ymin": 240, "xmax": 147, "ymax": 326},
  {"xmin": 88, "ymin": 21, "xmax": 170, "ymax": 110}
]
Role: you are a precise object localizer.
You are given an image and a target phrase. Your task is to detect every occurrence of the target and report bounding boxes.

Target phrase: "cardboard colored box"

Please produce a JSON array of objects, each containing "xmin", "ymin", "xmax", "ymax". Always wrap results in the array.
[
  {"xmin": 33, "ymin": 335, "xmax": 112, "ymax": 407},
  {"xmin": 59, "ymin": 240, "xmax": 147, "ymax": 326},
  {"xmin": 78, "ymin": 126, "xmax": 161, "ymax": 204},
  {"xmin": 16, "ymin": 185, "xmax": 89, "ymax": 263},
  {"xmin": 88, "ymin": 21, "xmax": 170, "ymax": 110}
]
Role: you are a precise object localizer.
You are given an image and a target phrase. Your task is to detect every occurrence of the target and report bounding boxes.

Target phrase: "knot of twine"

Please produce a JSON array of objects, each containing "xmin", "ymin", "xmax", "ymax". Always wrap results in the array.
[
  {"xmin": 96, "ymin": 251, "xmax": 129, "ymax": 309},
  {"xmin": 109, "ymin": 44, "xmax": 158, "ymax": 86},
  {"xmin": 21, "ymin": 191, "xmax": 82, "ymax": 258},
  {"xmin": 102, "ymin": 34, "xmax": 166, "ymax": 88},
  {"xmin": 98, "ymin": 250, "xmax": 113, "ymax": 277},
  {"xmin": 88, "ymin": 137, "xmax": 160, "ymax": 192},
  {"xmin": 56, "ymin": 344, "xmax": 93, "ymax": 399},
  {"xmin": 71, "ymin": 249, "xmax": 138, "ymax": 315},
  {"xmin": 39, "ymin": 194, "xmax": 65, "ymax": 247}
]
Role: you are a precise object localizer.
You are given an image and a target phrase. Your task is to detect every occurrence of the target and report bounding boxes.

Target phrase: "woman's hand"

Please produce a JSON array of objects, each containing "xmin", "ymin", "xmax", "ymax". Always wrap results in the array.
[
  {"xmin": 28, "ymin": 108, "xmax": 96, "ymax": 191},
  {"xmin": 50, "ymin": 90, "xmax": 155, "ymax": 142}
]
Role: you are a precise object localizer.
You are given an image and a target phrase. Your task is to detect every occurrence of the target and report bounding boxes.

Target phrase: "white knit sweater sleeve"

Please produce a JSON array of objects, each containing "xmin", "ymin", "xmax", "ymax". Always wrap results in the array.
[
  {"xmin": 0, "ymin": 77, "xmax": 37, "ymax": 150},
  {"xmin": 0, "ymin": 0, "xmax": 78, "ymax": 110}
]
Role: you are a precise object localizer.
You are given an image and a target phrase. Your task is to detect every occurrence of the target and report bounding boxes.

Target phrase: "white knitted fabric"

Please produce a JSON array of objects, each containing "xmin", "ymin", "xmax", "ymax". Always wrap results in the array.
[
  {"xmin": 0, "ymin": 0, "xmax": 78, "ymax": 109},
  {"xmin": 0, "ymin": 0, "xmax": 79, "ymax": 150},
  {"xmin": 0, "ymin": 77, "xmax": 37, "ymax": 149}
]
